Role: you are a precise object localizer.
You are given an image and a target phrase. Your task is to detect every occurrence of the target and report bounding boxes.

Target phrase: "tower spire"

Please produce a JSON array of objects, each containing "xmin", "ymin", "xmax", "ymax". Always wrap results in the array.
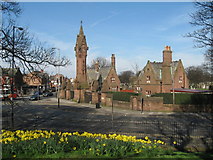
[{"xmin": 79, "ymin": 21, "xmax": 84, "ymax": 35}]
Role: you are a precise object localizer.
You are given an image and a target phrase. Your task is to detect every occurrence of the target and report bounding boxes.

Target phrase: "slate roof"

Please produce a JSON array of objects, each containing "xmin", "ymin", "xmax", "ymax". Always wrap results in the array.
[
  {"xmin": 139, "ymin": 61, "xmax": 179, "ymax": 80},
  {"xmin": 87, "ymin": 67, "xmax": 111, "ymax": 83}
]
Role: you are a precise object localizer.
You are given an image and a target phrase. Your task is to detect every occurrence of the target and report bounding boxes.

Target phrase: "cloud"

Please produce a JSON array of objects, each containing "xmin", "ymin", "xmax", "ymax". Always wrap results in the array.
[
  {"xmin": 90, "ymin": 11, "xmax": 119, "ymax": 28},
  {"xmin": 32, "ymin": 30, "xmax": 74, "ymax": 54},
  {"xmin": 155, "ymin": 13, "xmax": 190, "ymax": 32}
]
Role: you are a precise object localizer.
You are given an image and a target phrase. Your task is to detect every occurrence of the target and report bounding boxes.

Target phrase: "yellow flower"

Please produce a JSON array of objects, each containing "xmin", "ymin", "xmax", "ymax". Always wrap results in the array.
[
  {"xmin": 73, "ymin": 147, "xmax": 77, "ymax": 150},
  {"xmin": 96, "ymin": 139, "xmax": 99, "ymax": 142},
  {"xmin": 102, "ymin": 143, "xmax": 106, "ymax": 146},
  {"xmin": 145, "ymin": 136, "xmax": 149, "ymax": 140},
  {"xmin": 43, "ymin": 141, "xmax": 46, "ymax": 144},
  {"xmin": 13, "ymin": 155, "xmax": 16, "ymax": 158},
  {"xmin": 173, "ymin": 141, "xmax": 177, "ymax": 145}
]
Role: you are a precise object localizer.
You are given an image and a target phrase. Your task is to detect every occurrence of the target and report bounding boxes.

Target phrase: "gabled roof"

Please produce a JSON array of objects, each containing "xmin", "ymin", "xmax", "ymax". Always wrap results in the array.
[
  {"xmin": 139, "ymin": 61, "xmax": 179, "ymax": 80},
  {"xmin": 87, "ymin": 67, "xmax": 111, "ymax": 83}
]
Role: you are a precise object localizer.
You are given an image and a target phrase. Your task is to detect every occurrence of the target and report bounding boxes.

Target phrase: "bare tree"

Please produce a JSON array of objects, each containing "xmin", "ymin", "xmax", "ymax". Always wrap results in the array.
[
  {"xmin": 88, "ymin": 57, "xmax": 110, "ymax": 69},
  {"xmin": 186, "ymin": 65, "xmax": 212, "ymax": 88},
  {"xmin": 1, "ymin": 1, "xmax": 70, "ymax": 73},
  {"xmin": 1, "ymin": 1, "xmax": 22, "ymax": 19},
  {"xmin": 131, "ymin": 63, "xmax": 140, "ymax": 76},
  {"xmin": 186, "ymin": 1, "xmax": 213, "ymax": 72},
  {"xmin": 118, "ymin": 70, "xmax": 135, "ymax": 83}
]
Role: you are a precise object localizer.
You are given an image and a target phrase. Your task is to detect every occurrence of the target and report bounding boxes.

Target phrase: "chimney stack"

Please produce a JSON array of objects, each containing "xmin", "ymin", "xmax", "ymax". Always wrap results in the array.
[
  {"xmin": 163, "ymin": 46, "xmax": 172, "ymax": 66},
  {"xmin": 95, "ymin": 61, "xmax": 99, "ymax": 72},
  {"xmin": 111, "ymin": 54, "xmax": 115, "ymax": 69}
]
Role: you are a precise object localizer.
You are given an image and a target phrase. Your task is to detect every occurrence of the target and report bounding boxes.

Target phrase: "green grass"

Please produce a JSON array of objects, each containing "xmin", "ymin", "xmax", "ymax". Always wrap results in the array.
[{"xmin": 13, "ymin": 150, "xmax": 212, "ymax": 159}]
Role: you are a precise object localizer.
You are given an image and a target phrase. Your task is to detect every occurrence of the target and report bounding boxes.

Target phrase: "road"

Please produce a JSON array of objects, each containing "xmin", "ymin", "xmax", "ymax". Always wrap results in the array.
[{"xmin": 1, "ymin": 96, "xmax": 212, "ymax": 151}]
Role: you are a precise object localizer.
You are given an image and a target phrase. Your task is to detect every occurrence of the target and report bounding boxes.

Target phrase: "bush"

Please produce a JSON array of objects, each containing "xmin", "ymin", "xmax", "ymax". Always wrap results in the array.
[
  {"xmin": 107, "ymin": 92, "xmax": 140, "ymax": 102},
  {"xmin": 152, "ymin": 93, "xmax": 213, "ymax": 105}
]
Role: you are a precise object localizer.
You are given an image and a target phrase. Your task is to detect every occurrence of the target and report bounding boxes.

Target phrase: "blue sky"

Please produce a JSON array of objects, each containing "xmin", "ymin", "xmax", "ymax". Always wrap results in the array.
[{"xmin": 15, "ymin": 2, "xmax": 205, "ymax": 78}]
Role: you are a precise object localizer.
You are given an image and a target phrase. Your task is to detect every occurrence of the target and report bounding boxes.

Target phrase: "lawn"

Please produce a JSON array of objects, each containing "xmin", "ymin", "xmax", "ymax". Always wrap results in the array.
[{"xmin": 1, "ymin": 130, "xmax": 212, "ymax": 159}]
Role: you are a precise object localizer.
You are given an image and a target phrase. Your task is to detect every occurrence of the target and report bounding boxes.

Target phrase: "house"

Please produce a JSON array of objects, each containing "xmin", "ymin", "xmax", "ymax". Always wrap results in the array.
[
  {"xmin": 87, "ymin": 54, "xmax": 120, "ymax": 92},
  {"xmin": 23, "ymin": 70, "xmax": 49, "ymax": 94},
  {"xmin": 0, "ymin": 67, "xmax": 23, "ymax": 97},
  {"xmin": 136, "ymin": 46, "xmax": 189, "ymax": 96},
  {"xmin": 74, "ymin": 22, "xmax": 120, "ymax": 92},
  {"xmin": 49, "ymin": 74, "xmax": 65, "ymax": 90}
]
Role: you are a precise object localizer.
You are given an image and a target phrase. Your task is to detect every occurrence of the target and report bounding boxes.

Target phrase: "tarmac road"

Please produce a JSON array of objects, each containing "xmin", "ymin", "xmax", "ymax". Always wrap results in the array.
[{"xmin": 1, "ymin": 96, "xmax": 212, "ymax": 151}]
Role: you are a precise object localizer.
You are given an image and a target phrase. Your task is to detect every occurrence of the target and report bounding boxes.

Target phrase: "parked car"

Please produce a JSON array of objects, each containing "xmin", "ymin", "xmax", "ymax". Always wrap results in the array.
[
  {"xmin": 29, "ymin": 94, "xmax": 40, "ymax": 101},
  {"xmin": 51, "ymin": 87, "xmax": 56, "ymax": 92},
  {"xmin": 43, "ymin": 92, "xmax": 53, "ymax": 97}
]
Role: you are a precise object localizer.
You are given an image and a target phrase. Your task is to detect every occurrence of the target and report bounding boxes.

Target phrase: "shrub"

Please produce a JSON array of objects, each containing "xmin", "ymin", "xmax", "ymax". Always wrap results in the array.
[
  {"xmin": 152, "ymin": 93, "xmax": 213, "ymax": 105},
  {"xmin": 107, "ymin": 91, "xmax": 140, "ymax": 102}
]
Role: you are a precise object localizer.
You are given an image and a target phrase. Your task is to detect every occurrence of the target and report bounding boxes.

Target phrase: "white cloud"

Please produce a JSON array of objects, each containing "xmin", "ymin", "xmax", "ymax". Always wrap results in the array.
[
  {"xmin": 90, "ymin": 11, "xmax": 119, "ymax": 28},
  {"xmin": 32, "ymin": 31, "xmax": 74, "ymax": 54},
  {"xmin": 155, "ymin": 13, "xmax": 190, "ymax": 32}
]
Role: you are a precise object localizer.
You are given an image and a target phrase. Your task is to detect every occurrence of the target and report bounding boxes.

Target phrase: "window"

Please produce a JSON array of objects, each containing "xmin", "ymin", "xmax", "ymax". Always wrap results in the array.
[
  {"xmin": 179, "ymin": 76, "xmax": 183, "ymax": 83},
  {"xmin": 136, "ymin": 87, "xmax": 141, "ymax": 91},
  {"xmin": 111, "ymin": 77, "xmax": 115, "ymax": 82},
  {"xmin": 146, "ymin": 76, "xmax": 150, "ymax": 83},
  {"xmin": 145, "ymin": 90, "xmax": 151, "ymax": 96},
  {"xmin": 112, "ymin": 87, "xmax": 117, "ymax": 91}
]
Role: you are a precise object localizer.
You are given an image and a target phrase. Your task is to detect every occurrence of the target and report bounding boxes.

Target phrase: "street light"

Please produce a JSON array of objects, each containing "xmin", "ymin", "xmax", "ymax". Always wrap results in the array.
[
  {"xmin": 52, "ymin": 48, "xmax": 60, "ymax": 108},
  {"xmin": 11, "ymin": 26, "xmax": 23, "ymax": 128}
]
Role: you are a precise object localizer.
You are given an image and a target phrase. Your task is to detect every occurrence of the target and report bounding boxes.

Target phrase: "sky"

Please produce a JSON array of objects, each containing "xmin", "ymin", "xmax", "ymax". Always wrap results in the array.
[{"xmin": 9, "ymin": 1, "xmax": 206, "ymax": 78}]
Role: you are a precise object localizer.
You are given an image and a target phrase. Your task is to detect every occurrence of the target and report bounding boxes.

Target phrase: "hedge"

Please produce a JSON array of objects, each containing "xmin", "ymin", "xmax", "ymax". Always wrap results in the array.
[
  {"xmin": 152, "ymin": 93, "xmax": 213, "ymax": 105},
  {"xmin": 107, "ymin": 92, "xmax": 140, "ymax": 102}
]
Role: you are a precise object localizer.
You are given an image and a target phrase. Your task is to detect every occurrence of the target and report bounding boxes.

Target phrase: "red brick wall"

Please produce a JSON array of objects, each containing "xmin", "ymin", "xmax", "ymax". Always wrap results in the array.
[
  {"xmin": 66, "ymin": 90, "xmax": 71, "ymax": 100},
  {"xmin": 59, "ymin": 89, "xmax": 66, "ymax": 99},
  {"xmin": 73, "ymin": 89, "xmax": 85, "ymax": 102},
  {"xmin": 92, "ymin": 92, "xmax": 98, "ymax": 104}
]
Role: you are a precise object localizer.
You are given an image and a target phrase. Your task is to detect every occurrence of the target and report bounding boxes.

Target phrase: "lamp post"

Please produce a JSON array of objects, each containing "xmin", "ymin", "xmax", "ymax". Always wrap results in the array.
[
  {"xmin": 11, "ymin": 26, "xmax": 23, "ymax": 128},
  {"xmin": 52, "ymin": 48, "xmax": 60, "ymax": 108}
]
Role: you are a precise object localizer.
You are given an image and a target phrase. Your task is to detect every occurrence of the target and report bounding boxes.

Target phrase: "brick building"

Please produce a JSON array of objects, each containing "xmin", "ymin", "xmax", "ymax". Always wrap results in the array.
[
  {"xmin": 0, "ymin": 68, "xmax": 23, "ymax": 98},
  {"xmin": 74, "ymin": 23, "xmax": 120, "ymax": 91},
  {"xmin": 87, "ymin": 54, "xmax": 120, "ymax": 92},
  {"xmin": 136, "ymin": 46, "xmax": 189, "ymax": 96},
  {"xmin": 23, "ymin": 70, "xmax": 49, "ymax": 94}
]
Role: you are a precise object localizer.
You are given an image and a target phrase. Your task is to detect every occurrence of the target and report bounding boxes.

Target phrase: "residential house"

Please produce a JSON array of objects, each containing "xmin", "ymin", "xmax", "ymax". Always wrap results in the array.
[
  {"xmin": 23, "ymin": 70, "xmax": 49, "ymax": 94},
  {"xmin": 0, "ymin": 67, "xmax": 23, "ymax": 97},
  {"xmin": 136, "ymin": 46, "xmax": 189, "ymax": 96},
  {"xmin": 87, "ymin": 54, "xmax": 120, "ymax": 92}
]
